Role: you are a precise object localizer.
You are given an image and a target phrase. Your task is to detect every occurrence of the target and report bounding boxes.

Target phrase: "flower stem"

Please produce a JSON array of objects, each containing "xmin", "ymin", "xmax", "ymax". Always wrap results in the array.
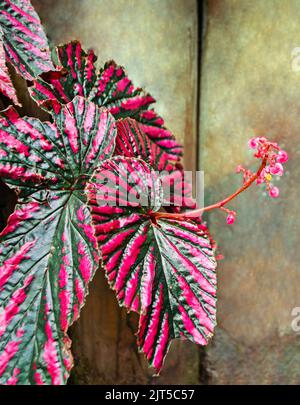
[{"xmin": 153, "ymin": 151, "xmax": 269, "ymax": 221}]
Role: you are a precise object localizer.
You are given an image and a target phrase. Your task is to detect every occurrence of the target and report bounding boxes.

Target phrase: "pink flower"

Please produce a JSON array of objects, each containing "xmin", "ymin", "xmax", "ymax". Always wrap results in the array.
[
  {"xmin": 270, "ymin": 162, "xmax": 284, "ymax": 176},
  {"xmin": 277, "ymin": 150, "xmax": 288, "ymax": 163},
  {"xmin": 248, "ymin": 137, "xmax": 258, "ymax": 149},
  {"xmin": 269, "ymin": 186, "xmax": 279, "ymax": 198}
]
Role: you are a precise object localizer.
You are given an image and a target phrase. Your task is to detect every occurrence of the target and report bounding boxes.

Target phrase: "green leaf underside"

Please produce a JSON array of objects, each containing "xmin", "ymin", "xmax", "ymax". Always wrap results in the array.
[
  {"xmin": 0, "ymin": 96, "xmax": 116, "ymax": 384},
  {"xmin": 88, "ymin": 157, "xmax": 217, "ymax": 373}
]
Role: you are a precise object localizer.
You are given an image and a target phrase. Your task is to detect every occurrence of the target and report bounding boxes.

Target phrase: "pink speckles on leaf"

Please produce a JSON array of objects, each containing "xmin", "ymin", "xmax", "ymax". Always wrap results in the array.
[
  {"xmin": 79, "ymin": 222, "xmax": 98, "ymax": 249},
  {"xmin": 0, "ymin": 240, "xmax": 35, "ymax": 291},
  {"xmin": 66, "ymin": 43, "xmax": 77, "ymax": 80},
  {"xmin": 6, "ymin": 367, "xmax": 20, "ymax": 385},
  {"xmin": 58, "ymin": 265, "xmax": 67, "ymax": 289},
  {"xmin": 77, "ymin": 241, "xmax": 85, "ymax": 256},
  {"xmin": 7, "ymin": 114, "xmax": 53, "ymax": 151},
  {"xmin": 121, "ymin": 95, "xmax": 155, "ymax": 111},
  {"xmin": 64, "ymin": 107, "xmax": 79, "ymax": 154},
  {"xmin": 0, "ymin": 127, "xmax": 29, "ymax": 156},
  {"xmin": 75, "ymin": 279, "xmax": 84, "ymax": 305},
  {"xmin": 179, "ymin": 305, "xmax": 207, "ymax": 346},
  {"xmin": 177, "ymin": 273, "xmax": 214, "ymax": 333},
  {"xmin": 79, "ymin": 255, "xmax": 92, "ymax": 284},
  {"xmin": 0, "ymin": 202, "xmax": 39, "ymax": 237},
  {"xmin": 140, "ymin": 250, "xmax": 156, "ymax": 312},
  {"xmin": 34, "ymin": 371, "xmax": 44, "ymax": 385},
  {"xmin": 0, "ymin": 329, "xmax": 23, "ymax": 377},
  {"xmin": 83, "ymin": 101, "xmax": 96, "ymax": 133},
  {"xmin": 77, "ymin": 206, "xmax": 85, "ymax": 222},
  {"xmin": 59, "ymin": 289, "xmax": 70, "ymax": 332},
  {"xmin": 0, "ymin": 275, "xmax": 34, "ymax": 338},
  {"xmin": 85, "ymin": 112, "xmax": 109, "ymax": 165},
  {"xmin": 98, "ymin": 64, "xmax": 115, "ymax": 93},
  {"xmin": 116, "ymin": 76, "xmax": 132, "ymax": 93},
  {"xmin": 86, "ymin": 50, "xmax": 96, "ymax": 82},
  {"xmin": 43, "ymin": 321, "xmax": 62, "ymax": 385},
  {"xmin": 138, "ymin": 285, "xmax": 164, "ymax": 358}
]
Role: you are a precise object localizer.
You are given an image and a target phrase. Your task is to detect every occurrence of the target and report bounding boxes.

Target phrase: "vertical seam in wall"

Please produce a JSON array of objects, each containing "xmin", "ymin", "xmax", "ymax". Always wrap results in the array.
[
  {"xmin": 195, "ymin": 0, "xmax": 204, "ymax": 172},
  {"xmin": 197, "ymin": 0, "xmax": 211, "ymax": 385}
]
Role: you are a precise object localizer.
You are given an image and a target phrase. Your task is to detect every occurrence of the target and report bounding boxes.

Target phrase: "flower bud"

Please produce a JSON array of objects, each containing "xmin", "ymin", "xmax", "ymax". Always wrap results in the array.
[
  {"xmin": 269, "ymin": 186, "xmax": 279, "ymax": 198},
  {"xmin": 270, "ymin": 162, "xmax": 284, "ymax": 176},
  {"xmin": 226, "ymin": 213, "xmax": 235, "ymax": 225},
  {"xmin": 248, "ymin": 137, "xmax": 258, "ymax": 149}
]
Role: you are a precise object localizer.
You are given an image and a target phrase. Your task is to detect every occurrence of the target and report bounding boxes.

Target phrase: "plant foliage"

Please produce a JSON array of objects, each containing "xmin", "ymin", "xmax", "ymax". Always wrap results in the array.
[
  {"xmin": 0, "ymin": 0, "xmax": 53, "ymax": 104},
  {"xmin": 0, "ymin": 0, "xmax": 286, "ymax": 386},
  {"xmin": 0, "ymin": 96, "xmax": 116, "ymax": 384}
]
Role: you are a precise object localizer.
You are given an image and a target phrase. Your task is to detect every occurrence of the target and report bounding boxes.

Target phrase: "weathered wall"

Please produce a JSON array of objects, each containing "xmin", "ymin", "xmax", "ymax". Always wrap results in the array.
[
  {"xmin": 28, "ymin": 0, "xmax": 300, "ymax": 385},
  {"xmin": 32, "ymin": 0, "xmax": 199, "ymax": 384},
  {"xmin": 200, "ymin": 0, "xmax": 300, "ymax": 384}
]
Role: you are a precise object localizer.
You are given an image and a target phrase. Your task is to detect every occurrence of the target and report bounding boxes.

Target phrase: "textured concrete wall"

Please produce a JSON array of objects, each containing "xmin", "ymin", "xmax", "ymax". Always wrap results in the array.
[
  {"xmin": 200, "ymin": 0, "xmax": 300, "ymax": 384},
  {"xmin": 32, "ymin": 0, "xmax": 199, "ymax": 384}
]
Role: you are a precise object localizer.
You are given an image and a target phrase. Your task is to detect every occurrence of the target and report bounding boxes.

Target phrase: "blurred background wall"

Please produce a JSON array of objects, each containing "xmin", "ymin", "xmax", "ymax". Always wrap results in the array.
[
  {"xmin": 29, "ymin": 0, "xmax": 300, "ymax": 384},
  {"xmin": 201, "ymin": 0, "xmax": 300, "ymax": 384}
]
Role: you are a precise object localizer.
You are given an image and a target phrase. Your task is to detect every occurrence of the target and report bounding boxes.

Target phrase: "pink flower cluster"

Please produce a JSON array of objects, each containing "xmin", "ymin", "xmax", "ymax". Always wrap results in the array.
[
  {"xmin": 224, "ymin": 136, "xmax": 288, "ymax": 226},
  {"xmin": 247, "ymin": 136, "xmax": 288, "ymax": 198}
]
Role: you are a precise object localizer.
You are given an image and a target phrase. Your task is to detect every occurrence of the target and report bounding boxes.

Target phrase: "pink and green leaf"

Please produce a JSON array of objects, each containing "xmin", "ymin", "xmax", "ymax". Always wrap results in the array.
[
  {"xmin": 29, "ymin": 41, "xmax": 182, "ymax": 160},
  {"xmin": 87, "ymin": 156, "xmax": 217, "ymax": 373},
  {"xmin": 0, "ymin": 191, "xmax": 97, "ymax": 384},
  {"xmin": 114, "ymin": 118, "xmax": 195, "ymax": 210},
  {"xmin": 0, "ymin": 28, "xmax": 19, "ymax": 105},
  {"xmin": 0, "ymin": 96, "xmax": 116, "ymax": 384},
  {"xmin": 0, "ymin": 0, "xmax": 54, "ymax": 80},
  {"xmin": 114, "ymin": 118, "xmax": 172, "ymax": 171},
  {"xmin": 0, "ymin": 96, "xmax": 116, "ymax": 196}
]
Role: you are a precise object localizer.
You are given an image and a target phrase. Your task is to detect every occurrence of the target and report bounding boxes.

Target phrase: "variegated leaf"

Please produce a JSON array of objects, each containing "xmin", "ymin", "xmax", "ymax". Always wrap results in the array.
[
  {"xmin": 0, "ymin": 96, "xmax": 116, "ymax": 197},
  {"xmin": 0, "ymin": 191, "xmax": 97, "ymax": 384},
  {"xmin": 114, "ymin": 118, "xmax": 171, "ymax": 171},
  {"xmin": 0, "ymin": 0, "xmax": 54, "ymax": 80},
  {"xmin": 87, "ymin": 156, "xmax": 217, "ymax": 373},
  {"xmin": 0, "ymin": 28, "xmax": 19, "ymax": 105},
  {"xmin": 29, "ymin": 41, "xmax": 182, "ymax": 160},
  {"xmin": 0, "ymin": 96, "xmax": 116, "ymax": 384},
  {"xmin": 114, "ymin": 118, "xmax": 195, "ymax": 210}
]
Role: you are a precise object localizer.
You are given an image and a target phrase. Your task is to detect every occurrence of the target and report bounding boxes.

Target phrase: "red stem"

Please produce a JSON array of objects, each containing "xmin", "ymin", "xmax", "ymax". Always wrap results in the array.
[{"xmin": 153, "ymin": 151, "xmax": 269, "ymax": 221}]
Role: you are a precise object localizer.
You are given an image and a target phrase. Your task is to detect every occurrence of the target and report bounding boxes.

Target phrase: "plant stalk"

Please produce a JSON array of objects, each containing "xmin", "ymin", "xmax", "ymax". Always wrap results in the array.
[{"xmin": 153, "ymin": 152, "xmax": 269, "ymax": 221}]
